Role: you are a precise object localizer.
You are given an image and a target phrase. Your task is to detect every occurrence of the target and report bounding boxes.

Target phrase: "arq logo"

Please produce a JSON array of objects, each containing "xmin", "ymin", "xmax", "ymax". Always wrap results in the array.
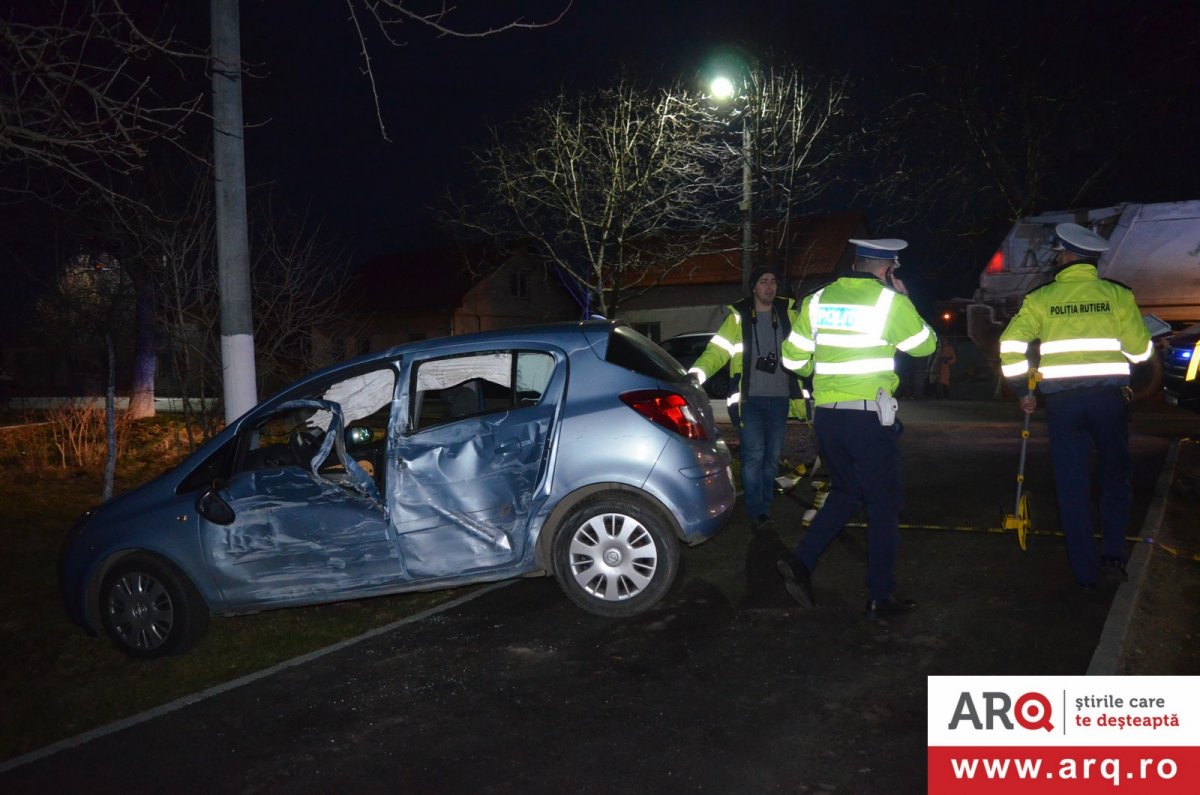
[{"xmin": 948, "ymin": 691, "xmax": 1054, "ymax": 732}]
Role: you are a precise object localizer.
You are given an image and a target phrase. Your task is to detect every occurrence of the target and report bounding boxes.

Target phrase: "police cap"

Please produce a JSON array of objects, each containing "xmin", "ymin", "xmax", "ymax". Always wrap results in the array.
[
  {"xmin": 1053, "ymin": 223, "xmax": 1109, "ymax": 257},
  {"xmin": 849, "ymin": 238, "xmax": 907, "ymax": 265}
]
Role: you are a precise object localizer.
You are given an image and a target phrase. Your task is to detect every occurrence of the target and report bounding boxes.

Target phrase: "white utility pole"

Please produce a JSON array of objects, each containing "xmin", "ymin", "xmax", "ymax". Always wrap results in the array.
[{"xmin": 211, "ymin": 0, "xmax": 258, "ymax": 423}]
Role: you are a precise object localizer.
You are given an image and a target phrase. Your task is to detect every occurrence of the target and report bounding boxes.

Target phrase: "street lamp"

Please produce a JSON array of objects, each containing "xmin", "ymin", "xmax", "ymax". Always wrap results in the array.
[
  {"xmin": 710, "ymin": 76, "xmax": 736, "ymax": 101},
  {"xmin": 709, "ymin": 73, "xmax": 754, "ymax": 291}
]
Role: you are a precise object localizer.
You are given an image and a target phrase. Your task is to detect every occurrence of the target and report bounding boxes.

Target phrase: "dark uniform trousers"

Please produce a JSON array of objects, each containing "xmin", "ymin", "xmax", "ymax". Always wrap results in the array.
[
  {"xmin": 797, "ymin": 407, "xmax": 902, "ymax": 601},
  {"xmin": 1044, "ymin": 387, "xmax": 1132, "ymax": 586}
]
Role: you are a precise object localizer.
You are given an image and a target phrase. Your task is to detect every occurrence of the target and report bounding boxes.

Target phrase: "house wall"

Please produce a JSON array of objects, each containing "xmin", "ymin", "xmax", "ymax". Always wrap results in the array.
[
  {"xmin": 613, "ymin": 213, "xmax": 869, "ymax": 342},
  {"xmin": 453, "ymin": 257, "xmax": 578, "ymax": 334}
]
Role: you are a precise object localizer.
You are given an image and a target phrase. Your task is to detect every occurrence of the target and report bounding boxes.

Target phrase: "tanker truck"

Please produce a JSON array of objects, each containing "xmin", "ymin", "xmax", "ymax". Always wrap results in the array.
[{"xmin": 965, "ymin": 200, "xmax": 1200, "ymax": 399}]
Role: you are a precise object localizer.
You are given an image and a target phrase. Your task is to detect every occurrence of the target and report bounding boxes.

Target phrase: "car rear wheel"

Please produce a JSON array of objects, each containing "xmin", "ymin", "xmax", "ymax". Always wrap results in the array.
[
  {"xmin": 100, "ymin": 555, "xmax": 210, "ymax": 658},
  {"xmin": 552, "ymin": 495, "xmax": 680, "ymax": 617}
]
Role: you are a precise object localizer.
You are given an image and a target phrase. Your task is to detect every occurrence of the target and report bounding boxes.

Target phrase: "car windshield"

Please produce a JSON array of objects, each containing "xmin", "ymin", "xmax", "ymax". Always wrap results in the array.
[{"xmin": 660, "ymin": 335, "xmax": 711, "ymax": 367}]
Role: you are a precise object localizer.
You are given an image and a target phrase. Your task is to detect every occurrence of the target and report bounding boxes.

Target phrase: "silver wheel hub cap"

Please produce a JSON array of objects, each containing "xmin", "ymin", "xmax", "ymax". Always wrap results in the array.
[
  {"xmin": 106, "ymin": 571, "xmax": 174, "ymax": 651},
  {"xmin": 568, "ymin": 512, "xmax": 658, "ymax": 602}
]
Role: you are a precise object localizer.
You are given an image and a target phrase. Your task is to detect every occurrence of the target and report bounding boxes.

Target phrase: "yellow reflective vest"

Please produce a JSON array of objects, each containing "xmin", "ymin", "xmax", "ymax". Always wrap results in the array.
[
  {"xmin": 999, "ymin": 263, "xmax": 1153, "ymax": 395},
  {"xmin": 689, "ymin": 296, "xmax": 809, "ymax": 424},
  {"xmin": 781, "ymin": 274, "xmax": 937, "ymax": 405}
]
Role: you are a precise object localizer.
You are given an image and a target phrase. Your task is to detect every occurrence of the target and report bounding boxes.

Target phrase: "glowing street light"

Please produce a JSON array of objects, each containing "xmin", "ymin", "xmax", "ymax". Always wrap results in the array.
[{"xmin": 710, "ymin": 75, "xmax": 736, "ymax": 101}]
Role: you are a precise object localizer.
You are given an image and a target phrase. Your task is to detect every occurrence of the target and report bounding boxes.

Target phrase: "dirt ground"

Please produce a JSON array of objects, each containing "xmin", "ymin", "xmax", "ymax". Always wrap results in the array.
[{"xmin": 732, "ymin": 404, "xmax": 1200, "ymax": 679}]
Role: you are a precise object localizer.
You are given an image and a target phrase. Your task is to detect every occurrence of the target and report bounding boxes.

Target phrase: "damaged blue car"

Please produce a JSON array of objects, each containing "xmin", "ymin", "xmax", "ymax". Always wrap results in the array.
[{"xmin": 58, "ymin": 320, "xmax": 735, "ymax": 657}]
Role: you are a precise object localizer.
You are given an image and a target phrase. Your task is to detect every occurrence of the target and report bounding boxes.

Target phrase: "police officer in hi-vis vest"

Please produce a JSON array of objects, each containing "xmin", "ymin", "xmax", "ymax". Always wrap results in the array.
[
  {"xmin": 999, "ymin": 222, "xmax": 1153, "ymax": 589},
  {"xmin": 775, "ymin": 238, "xmax": 937, "ymax": 619}
]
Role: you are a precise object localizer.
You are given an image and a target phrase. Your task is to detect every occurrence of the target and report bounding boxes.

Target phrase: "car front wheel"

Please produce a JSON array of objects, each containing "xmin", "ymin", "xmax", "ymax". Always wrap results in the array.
[
  {"xmin": 100, "ymin": 555, "xmax": 210, "ymax": 658},
  {"xmin": 552, "ymin": 495, "xmax": 680, "ymax": 617}
]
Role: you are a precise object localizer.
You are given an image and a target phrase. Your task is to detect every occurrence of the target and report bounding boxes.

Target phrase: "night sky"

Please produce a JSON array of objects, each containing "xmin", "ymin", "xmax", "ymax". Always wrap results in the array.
[
  {"xmin": 4, "ymin": 0, "xmax": 1199, "ymax": 309},
  {"xmin": 238, "ymin": 0, "xmax": 855, "ymax": 260},
  {"xmin": 229, "ymin": 0, "xmax": 1200, "ymax": 297}
]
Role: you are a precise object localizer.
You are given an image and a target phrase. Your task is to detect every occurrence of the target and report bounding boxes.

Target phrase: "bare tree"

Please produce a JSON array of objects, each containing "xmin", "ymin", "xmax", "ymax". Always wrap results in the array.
[
  {"xmin": 449, "ymin": 79, "xmax": 734, "ymax": 317},
  {"xmin": 37, "ymin": 246, "xmax": 132, "ymax": 499},
  {"xmin": 739, "ymin": 61, "xmax": 855, "ymax": 281},
  {"xmin": 860, "ymin": 0, "xmax": 1200, "ymax": 284},
  {"xmin": 343, "ymin": 0, "xmax": 573, "ymax": 140},
  {"xmin": 0, "ymin": 1, "xmax": 205, "ymax": 207},
  {"xmin": 248, "ymin": 201, "xmax": 358, "ymax": 395},
  {"xmin": 147, "ymin": 174, "xmax": 358, "ymax": 440},
  {"xmin": 150, "ymin": 171, "xmax": 223, "ymax": 444}
]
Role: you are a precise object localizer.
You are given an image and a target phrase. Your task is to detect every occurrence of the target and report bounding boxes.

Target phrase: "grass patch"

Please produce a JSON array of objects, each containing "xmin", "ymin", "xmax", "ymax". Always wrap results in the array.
[{"xmin": 0, "ymin": 415, "xmax": 469, "ymax": 763}]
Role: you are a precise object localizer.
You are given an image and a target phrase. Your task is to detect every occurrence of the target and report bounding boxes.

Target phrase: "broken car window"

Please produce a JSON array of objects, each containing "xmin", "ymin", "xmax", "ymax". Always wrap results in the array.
[{"xmin": 413, "ymin": 350, "xmax": 554, "ymax": 429}]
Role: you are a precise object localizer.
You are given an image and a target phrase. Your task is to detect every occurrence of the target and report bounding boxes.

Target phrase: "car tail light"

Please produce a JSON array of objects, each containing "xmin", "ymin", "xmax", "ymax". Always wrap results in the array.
[
  {"xmin": 620, "ymin": 390, "xmax": 707, "ymax": 440},
  {"xmin": 984, "ymin": 250, "xmax": 1004, "ymax": 274}
]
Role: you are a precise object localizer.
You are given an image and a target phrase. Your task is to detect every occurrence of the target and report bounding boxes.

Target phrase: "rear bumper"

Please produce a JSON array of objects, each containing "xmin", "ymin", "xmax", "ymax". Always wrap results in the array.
[{"xmin": 654, "ymin": 441, "xmax": 735, "ymax": 544}]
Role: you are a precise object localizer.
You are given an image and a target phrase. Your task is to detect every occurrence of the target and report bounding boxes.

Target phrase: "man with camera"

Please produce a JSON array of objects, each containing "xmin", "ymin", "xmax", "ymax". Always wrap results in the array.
[
  {"xmin": 775, "ymin": 239, "xmax": 938, "ymax": 619},
  {"xmin": 689, "ymin": 266, "xmax": 808, "ymax": 531}
]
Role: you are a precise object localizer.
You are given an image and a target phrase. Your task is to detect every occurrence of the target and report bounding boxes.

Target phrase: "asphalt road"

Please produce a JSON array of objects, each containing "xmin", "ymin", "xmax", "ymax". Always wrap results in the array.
[{"xmin": 3, "ymin": 400, "xmax": 1196, "ymax": 793}]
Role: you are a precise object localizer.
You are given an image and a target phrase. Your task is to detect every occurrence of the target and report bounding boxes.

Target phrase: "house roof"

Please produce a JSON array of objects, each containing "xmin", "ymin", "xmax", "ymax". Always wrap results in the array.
[
  {"xmin": 350, "ymin": 211, "xmax": 867, "ymax": 315},
  {"xmin": 634, "ymin": 211, "xmax": 869, "ymax": 288}
]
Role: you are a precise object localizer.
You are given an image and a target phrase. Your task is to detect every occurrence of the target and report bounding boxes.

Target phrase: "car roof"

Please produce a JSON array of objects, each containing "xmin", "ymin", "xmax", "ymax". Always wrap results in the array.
[{"xmin": 257, "ymin": 319, "xmax": 619, "ymax": 408}]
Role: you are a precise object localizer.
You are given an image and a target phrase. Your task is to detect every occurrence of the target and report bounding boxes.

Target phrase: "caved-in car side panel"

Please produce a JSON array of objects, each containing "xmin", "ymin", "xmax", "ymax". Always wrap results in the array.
[
  {"xmin": 205, "ymin": 470, "xmax": 398, "ymax": 605},
  {"xmin": 199, "ymin": 398, "xmax": 396, "ymax": 608},
  {"xmin": 389, "ymin": 346, "xmax": 565, "ymax": 580}
]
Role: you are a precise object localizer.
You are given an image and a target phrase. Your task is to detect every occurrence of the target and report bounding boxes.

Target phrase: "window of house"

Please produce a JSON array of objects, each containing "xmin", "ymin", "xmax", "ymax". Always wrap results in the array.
[{"xmin": 509, "ymin": 270, "xmax": 529, "ymax": 299}]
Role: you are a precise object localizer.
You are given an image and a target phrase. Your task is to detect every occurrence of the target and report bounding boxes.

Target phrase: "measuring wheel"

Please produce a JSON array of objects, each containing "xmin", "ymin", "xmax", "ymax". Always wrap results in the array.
[
  {"xmin": 1015, "ymin": 492, "xmax": 1030, "ymax": 551},
  {"xmin": 1002, "ymin": 492, "xmax": 1032, "ymax": 551}
]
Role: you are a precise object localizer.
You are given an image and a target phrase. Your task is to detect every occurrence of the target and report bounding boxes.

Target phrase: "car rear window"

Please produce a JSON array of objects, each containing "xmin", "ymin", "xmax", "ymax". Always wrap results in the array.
[{"xmin": 605, "ymin": 325, "xmax": 688, "ymax": 382}]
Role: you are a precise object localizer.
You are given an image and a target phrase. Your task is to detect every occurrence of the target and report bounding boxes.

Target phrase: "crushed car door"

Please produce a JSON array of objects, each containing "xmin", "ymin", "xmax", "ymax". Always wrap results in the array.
[
  {"xmin": 389, "ymin": 348, "xmax": 563, "ymax": 579},
  {"xmin": 200, "ymin": 372, "xmax": 400, "ymax": 607}
]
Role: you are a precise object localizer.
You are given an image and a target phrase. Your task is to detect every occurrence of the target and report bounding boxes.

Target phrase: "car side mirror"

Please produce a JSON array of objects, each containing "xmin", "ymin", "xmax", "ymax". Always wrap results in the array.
[{"xmin": 196, "ymin": 480, "xmax": 235, "ymax": 525}]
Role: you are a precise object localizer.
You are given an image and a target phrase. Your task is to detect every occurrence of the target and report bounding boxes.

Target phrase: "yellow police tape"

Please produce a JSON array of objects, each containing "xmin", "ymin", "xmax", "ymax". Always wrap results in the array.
[
  {"xmin": 840, "ymin": 520, "xmax": 1200, "ymax": 563},
  {"xmin": 783, "ymin": 435, "xmax": 1199, "ymax": 563}
]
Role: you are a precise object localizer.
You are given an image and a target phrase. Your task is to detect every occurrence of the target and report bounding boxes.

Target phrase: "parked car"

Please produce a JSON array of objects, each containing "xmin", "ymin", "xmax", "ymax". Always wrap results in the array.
[
  {"xmin": 59, "ymin": 321, "xmax": 734, "ymax": 658},
  {"xmin": 1163, "ymin": 323, "xmax": 1200, "ymax": 411},
  {"xmin": 660, "ymin": 331, "xmax": 730, "ymax": 401}
]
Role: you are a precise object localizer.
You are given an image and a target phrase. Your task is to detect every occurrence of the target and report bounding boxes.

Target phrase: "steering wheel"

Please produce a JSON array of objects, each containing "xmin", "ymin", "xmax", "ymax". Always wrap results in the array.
[{"xmin": 288, "ymin": 428, "xmax": 325, "ymax": 467}]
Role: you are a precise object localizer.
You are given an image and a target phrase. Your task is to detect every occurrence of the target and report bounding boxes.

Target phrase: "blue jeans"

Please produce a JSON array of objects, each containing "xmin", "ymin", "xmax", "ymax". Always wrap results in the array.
[{"xmin": 739, "ymin": 396, "xmax": 789, "ymax": 520}]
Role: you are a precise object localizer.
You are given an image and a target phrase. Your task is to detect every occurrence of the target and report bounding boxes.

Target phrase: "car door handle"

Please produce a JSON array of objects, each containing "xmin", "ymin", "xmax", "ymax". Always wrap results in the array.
[{"xmin": 497, "ymin": 439, "xmax": 527, "ymax": 455}]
